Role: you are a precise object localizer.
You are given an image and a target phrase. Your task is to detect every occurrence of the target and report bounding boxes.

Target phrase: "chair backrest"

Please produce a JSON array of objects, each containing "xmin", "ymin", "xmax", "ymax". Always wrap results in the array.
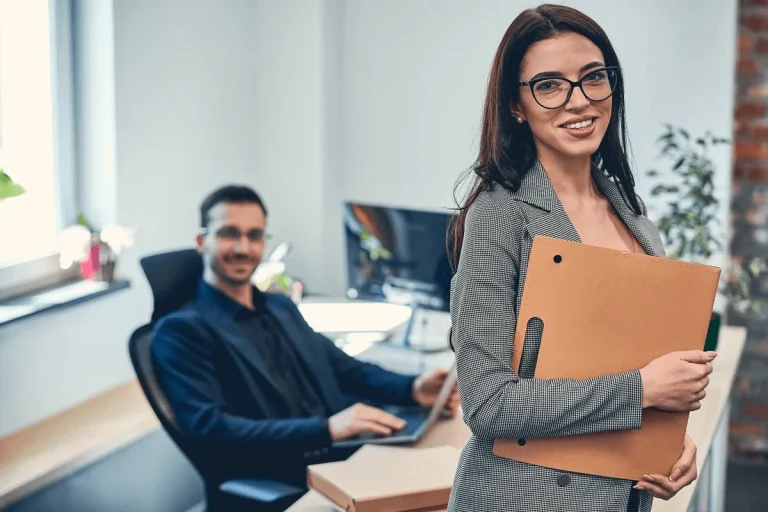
[{"xmin": 140, "ymin": 248, "xmax": 203, "ymax": 322}]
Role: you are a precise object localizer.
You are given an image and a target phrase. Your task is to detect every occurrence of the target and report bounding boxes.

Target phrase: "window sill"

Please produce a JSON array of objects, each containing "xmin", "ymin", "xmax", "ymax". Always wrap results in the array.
[{"xmin": 0, "ymin": 279, "xmax": 130, "ymax": 328}]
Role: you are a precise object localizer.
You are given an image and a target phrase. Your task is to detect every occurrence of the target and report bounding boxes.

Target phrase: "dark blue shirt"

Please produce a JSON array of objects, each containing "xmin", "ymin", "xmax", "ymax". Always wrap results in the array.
[{"xmin": 212, "ymin": 285, "xmax": 329, "ymax": 418}]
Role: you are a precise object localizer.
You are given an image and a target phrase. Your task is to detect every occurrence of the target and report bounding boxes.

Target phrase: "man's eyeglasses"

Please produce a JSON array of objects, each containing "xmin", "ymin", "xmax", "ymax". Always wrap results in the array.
[
  {"xmin": 201, "ymin": 226, "xmax": 271, "ymax": 243},
  {"xmin": 519, "ymin": 66, "xmax": 619, "ymax": 110}
]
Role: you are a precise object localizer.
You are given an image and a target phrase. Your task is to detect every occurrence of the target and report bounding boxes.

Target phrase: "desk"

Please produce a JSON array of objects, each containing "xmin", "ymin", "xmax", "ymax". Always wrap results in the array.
[{"xmin": 289, "ymin": 326, "xmax": 747, "ymax": 512}]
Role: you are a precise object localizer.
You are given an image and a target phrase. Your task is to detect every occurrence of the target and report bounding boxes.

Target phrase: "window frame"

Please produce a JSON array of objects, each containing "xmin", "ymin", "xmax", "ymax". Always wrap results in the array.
[{"xmin": 0, "ymin": 0, "xmax": 80, "ymax": 302}]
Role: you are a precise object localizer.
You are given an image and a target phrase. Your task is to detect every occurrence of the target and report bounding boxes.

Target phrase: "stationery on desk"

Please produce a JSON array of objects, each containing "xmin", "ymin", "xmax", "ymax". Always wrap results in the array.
[
  {"xmin": 307, "ymin": 444, "xmax": 460, "ymax": 512},
  {"xmin": 493, "ymin": 236, "xmax": 721, "ymax": 481}
]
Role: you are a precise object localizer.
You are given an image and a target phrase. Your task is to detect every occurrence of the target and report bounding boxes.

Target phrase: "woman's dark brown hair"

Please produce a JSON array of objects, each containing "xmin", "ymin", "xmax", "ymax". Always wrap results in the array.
[{"xmin": 448, "ymin": 4, "xmax": 642, "ymax": 270}]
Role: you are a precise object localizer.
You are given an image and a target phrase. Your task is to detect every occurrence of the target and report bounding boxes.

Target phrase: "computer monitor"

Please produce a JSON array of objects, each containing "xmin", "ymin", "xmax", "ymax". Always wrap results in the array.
[{"xmin": 343, "ymin": 202, "xmax": 453, "ymax": 313}]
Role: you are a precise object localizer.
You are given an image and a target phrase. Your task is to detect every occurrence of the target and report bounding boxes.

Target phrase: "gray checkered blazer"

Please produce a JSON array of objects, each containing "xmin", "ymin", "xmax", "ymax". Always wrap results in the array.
[{"xmin": 448, "ymin": 161, "xmax": 668, "ymax": 512}]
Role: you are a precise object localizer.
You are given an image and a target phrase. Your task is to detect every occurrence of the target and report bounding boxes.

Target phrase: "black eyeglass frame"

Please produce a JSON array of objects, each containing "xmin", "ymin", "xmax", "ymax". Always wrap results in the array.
[
  {"xmin": 199, "ymin": 226, "xmax": 272, "ymax": 242},
  {"xmin": 518, "ymin": 66, "xmax": 620, "ymax": 110}
]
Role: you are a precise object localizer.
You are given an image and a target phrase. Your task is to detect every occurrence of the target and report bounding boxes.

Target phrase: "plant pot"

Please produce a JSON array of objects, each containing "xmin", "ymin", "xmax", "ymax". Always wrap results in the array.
[
  {"xmin": 100, "ymin": 260, "xmax": 116, "ymax": 284},
  {"xmin": 704, "ymin": 311, "xmax": 721, "ymax": 352}
]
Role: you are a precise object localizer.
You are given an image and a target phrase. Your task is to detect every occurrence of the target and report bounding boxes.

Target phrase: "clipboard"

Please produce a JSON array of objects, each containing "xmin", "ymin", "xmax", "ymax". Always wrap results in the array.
[{"xmin": 492, "ymin": 236, "xmax": 720, "ymax": 481}]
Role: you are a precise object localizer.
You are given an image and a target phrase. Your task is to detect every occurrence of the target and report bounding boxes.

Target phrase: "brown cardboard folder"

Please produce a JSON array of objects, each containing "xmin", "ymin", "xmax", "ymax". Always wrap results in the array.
[{"xmin": 492, "ymin": 236, "xmax": 721, "ymax": 481}]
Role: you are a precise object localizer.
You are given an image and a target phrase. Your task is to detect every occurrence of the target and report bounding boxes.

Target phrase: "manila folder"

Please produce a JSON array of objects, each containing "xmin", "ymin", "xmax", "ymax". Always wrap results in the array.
[{"xmin": 492, "ymin": 235, "xmax": 721, "ymax": 481}]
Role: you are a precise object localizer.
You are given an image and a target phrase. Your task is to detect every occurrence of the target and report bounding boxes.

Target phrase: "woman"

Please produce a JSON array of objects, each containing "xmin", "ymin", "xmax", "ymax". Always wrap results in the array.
[{"xmin": 448, "ymin": 5, "xmax": 715, "ymax": 512}]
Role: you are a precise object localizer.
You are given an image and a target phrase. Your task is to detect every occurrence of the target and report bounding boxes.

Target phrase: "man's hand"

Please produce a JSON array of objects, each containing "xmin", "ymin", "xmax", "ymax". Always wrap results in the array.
[
  {"xmin": 328, "ymin": 403, "xmax": 406, "ymax": 441},
  {"xmin": 634, "ymin": 434, "xmax": 698, "ymax": 500},
  {"xmin": 412, "ymin": 367, "xmax": 459, "ymax": 415}
]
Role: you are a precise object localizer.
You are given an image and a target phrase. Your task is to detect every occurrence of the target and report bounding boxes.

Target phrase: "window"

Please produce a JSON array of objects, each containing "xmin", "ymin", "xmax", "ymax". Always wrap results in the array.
[{"xmin": 0, "ymin": 0, "xmax": 77, "ymax": 300}]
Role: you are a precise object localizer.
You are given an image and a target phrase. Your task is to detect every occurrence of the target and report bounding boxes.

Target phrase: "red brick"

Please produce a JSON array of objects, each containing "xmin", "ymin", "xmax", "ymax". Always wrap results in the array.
[
  {"xmin": 736, "ymin": 102, "xmax": 767, "ymax": 119},
  {"xmin": 740, "ymin": 58, "xmax": 761, "ymax": 75},
  {"xmin": 757, "ymin": 38, "xmax": 768, "ymax": 53},
  {"xmin": 750, "ymin": 0, "xmax": 768, "ymax": 6},
  {"xmin": 749, "ymin": 166, "xmax": 768, "ymax": 180},
  {"xmin": 730, "ymin": 421, "xmax": 765, "ymax": 437},
  {"xmin": 745, "ymin": 402, "xmax": 768, "ymax": 419},
  {"xmin": 754, "ymin": 124, "xmax": 768, "ymax": 139},
  {"xmin": 735, "ymin": 121, "xmax": 754, "ymax": 137},
  {"xmin": 734, "ymin": 141, "xmax": 768, "ymax": 160},
  {"xmin": 734, "ymin": 166, "xmax": 751, "ymax": 180},
  {"xmin": 748, "ymin": 82, "xmax": 768, "ymax": 98},
  {"xmin": 743, "ymin": 15, "xmax": 768, "ymax": 32},
  {"xmin": 742, "ymin": 34, "xmax": 756, "ymax": 53}
]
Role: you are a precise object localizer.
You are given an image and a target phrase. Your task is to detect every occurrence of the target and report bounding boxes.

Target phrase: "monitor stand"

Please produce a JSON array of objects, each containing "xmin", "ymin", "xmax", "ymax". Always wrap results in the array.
[{"xmin": 392, "ymin": 302, "xmax": 451, "ymax": 353}]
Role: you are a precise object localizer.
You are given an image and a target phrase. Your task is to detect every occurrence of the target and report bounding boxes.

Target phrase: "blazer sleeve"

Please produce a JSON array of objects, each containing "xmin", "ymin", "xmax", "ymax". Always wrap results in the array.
[
  {"xmin": 451, "ymin": 194, "xmax": 644, "ymax": 441},
  {"xmin": 317, "ymin": 332, "xmax": 418, "ymax": 406},
  {"xmin": 151, "ymin": 314, "xmax": 332, "ymax": 452}
]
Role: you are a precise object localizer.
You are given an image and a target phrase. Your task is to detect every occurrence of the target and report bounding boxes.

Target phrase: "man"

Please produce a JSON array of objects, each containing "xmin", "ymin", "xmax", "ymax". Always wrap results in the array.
[{"xmin": 151, "ymin": 185, "xmax": 458, "ymax": 496}]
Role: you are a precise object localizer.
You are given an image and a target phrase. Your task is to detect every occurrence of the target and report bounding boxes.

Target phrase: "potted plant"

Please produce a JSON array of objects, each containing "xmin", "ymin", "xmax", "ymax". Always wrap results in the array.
[
  {"xmin": 0, "ymin": 169, "xmax": 24, "ymax": 200},
  {"xmin": 645, "ymin": 125, "xmax": 761, "ymax": 350},
  {"xmin": 59, "ymin": 213, "xmax": 133, "ymax": 283}
]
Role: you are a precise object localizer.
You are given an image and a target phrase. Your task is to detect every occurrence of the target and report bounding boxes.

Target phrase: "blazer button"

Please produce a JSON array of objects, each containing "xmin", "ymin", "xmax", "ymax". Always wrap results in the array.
[{"xmin": 557, "ymin": 474, "xmax": 571, "ymax": 487}]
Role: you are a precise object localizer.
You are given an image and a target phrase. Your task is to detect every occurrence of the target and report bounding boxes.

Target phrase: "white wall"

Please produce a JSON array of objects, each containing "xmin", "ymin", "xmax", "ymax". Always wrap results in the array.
[
  {"xmin": 113, "ymin": 0, "xmax": 327, "ymax": 288},
  {"xmin": 336, "ymin": 0, "xmax": 737, "ymax": 288},
  {"xmin": 0, "ymin": 0, "xmax": 328, "ymax": 437}
]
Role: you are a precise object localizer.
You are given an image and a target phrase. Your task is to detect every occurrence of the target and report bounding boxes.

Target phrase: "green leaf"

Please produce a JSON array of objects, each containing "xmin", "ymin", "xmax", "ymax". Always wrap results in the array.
[
  {"xmin": 77, "ymin": 213, "xmax": 92, "ymax": 230},
  {"xmin": 679, "ymin": 128, "xmax": 690, "ymax": 139},
  {"xmin": 646, "ymin": 169, "xmax": 659, "ymax": 177},
  {"xmin": 673, "ymin": 157, "xmax": 686, "ymax": 170},
  {"xmin": 0, "ymin": 170, "xmax": 25, "ymax": 200}
]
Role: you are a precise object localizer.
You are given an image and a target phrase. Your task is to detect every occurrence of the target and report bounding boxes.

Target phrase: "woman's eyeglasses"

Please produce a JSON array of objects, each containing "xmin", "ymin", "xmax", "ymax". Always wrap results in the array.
[{"xmin": 519, "ymin": 66, "xmax": 619, "ymax": 110}]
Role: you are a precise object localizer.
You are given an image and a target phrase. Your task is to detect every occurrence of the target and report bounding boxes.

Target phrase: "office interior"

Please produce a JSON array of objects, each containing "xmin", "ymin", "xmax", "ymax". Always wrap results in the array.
[{"xmin": 0, "ymin": 0, "xmax": 766, "ymax": 511}]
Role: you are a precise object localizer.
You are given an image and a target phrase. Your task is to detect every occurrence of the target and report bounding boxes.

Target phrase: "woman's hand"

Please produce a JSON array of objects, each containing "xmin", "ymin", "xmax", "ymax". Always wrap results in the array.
[
  {"xmin": 640, "ymin": 350, "xmax": 716, "ymax": 411},
  {"xmin": 634, "ymin": 434, "xmax": 697, "ymax": 500}
]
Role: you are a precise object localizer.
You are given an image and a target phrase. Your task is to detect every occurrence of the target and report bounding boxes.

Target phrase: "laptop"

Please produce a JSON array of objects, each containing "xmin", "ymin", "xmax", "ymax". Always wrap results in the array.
[{"xmin": 332, "ymin": 361, "xmax": 457, "ymax": 449}]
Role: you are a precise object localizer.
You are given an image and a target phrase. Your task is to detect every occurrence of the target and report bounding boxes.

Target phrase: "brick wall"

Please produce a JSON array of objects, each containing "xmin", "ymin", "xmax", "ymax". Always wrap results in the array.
[{"xmin": 730, "ymin": 0, "xmax": 768, "ymax": 463}]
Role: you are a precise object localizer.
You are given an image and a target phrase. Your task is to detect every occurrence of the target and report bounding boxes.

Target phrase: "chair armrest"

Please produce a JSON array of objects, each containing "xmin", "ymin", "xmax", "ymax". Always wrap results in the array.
[{"xmin": 219, "ymin": 478, "xmax": 305, "ymax": 504}]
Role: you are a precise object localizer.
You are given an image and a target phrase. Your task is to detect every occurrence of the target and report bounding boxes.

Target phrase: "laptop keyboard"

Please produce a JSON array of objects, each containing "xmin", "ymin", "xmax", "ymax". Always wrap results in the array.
[{"xmin": 354, "ymin": 407, "xmax": 430, "ymax": 440}]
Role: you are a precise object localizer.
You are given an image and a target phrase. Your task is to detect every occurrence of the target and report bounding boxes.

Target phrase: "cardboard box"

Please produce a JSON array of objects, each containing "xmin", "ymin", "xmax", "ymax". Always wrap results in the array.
[{"xmin": 307, "ymin": 445, "xmax": 460, "ymax": 512}]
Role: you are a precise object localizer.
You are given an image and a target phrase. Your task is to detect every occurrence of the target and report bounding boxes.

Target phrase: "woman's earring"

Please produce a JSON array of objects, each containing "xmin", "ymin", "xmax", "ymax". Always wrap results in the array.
[{"xmin": 516, "ymin": 116, "xmax": 524, "ymax": 124}]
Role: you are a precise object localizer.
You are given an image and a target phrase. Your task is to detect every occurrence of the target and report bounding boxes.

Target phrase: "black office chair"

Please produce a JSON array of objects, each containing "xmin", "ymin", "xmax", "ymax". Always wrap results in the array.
[{"xmin": 128, "ymin": 249, "xmax": 305, "ymax": 511}]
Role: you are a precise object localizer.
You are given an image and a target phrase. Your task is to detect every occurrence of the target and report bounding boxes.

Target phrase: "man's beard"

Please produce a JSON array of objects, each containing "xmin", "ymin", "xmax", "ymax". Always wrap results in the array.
[{"xmin": 210, "ymin": 256, "xmax": 257, "ymax": 286}]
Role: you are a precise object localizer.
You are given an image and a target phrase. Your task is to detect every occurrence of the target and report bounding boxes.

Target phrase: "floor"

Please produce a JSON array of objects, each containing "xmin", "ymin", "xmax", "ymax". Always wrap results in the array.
[
  {"xmin": 4, "ymin": 428, "xmax": 768, "ymax": 512},
  {"xmin": 4, "ymin": 429, "xmax": 203, "ymax": 512}
]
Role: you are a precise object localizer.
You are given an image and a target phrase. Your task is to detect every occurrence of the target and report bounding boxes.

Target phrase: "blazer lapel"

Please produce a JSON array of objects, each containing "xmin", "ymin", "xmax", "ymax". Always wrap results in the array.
[
  {"xmin": 513, "ymin": 160, "xmax": 582, "ymax": 244},
  {"xmin": 265, "ymin": 296, "xmax": 346, "ymax": 411}
]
